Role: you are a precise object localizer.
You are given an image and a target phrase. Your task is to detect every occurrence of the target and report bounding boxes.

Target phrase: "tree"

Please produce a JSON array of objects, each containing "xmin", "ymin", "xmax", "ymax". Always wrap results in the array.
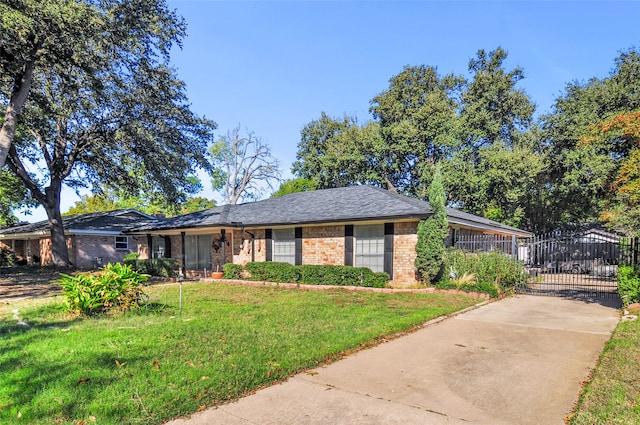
[
  {"xmin": 2, "ymin": 0, "xmax": 215, "ymax": 266},
  {"xmin": 0, "ymin": 0, "xmax": 81, "ymax": 169},
  {"xmin": 271, "ymin": 177, "xmax": 319, "ymax": 197},
  {"xmin": 209, "ymin": 126, "xmax": 281, "ymax": 205},
  {"xmin": 0, "ymin": 168, "xmax": 34, "ymax": 226},
  {"xmin": 540, "ymin": 48, "xmax": 640, "ymax": 229},
  {"xmin": 445, "ymin": 48, "xmax": 542, "ymax": 229},
  {"xmin": 293, "ymin": 113, "xmax": 386, "ymax": 189},
  {"xmin": 64, "ymin": 180, "xmax": 215, "ymax": 217},
  {"xmin": 370, "ymin": 65, "xmax": 463, "ymax": 196},
  {"xmin": 415, "ymin": 166, "xmax": 448, "ymax": 284},
  {"xmin": 581, "ymin": 110, "xmax": 640, "ymax": 235}
]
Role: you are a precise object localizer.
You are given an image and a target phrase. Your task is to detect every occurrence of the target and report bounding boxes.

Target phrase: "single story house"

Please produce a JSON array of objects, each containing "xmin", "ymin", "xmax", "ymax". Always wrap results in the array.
[
  {"xmin": 0, "ymin": 209, "xmax": 158, "ymax": 268},
  {"xmin": 127, "ymin": 186, "xmax": 532, "ymax": 285}
]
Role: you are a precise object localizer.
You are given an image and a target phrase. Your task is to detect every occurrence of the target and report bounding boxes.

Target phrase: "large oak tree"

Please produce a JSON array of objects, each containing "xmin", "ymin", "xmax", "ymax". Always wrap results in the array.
[{"xmin": 0, "ymin": 0, "xmax": 216, "ymax": 266}]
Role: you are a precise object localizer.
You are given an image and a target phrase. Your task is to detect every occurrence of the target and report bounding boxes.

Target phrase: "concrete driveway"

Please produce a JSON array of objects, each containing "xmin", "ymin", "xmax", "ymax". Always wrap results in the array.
[{"xmin": 166, "ymin": 295, "xmax": 621, "ymax": 425}]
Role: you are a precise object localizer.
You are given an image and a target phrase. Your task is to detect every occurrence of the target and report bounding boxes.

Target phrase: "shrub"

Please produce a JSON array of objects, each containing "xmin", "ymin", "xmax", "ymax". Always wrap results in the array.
[
  {"xmin": 244, "ymin": 262, "xmax": 300, "ymax": 282},
  {"xmin": 240, "ymin": 262, "xmax": 389, "ymax": 288},
  {"xmin": 443, "ymin": 248, "xmax": 527, "ymax": 297},
  {"xmin": 415, "ymin": 167, "xmax": 448, "ymax": 284},
  {"xmin": 58, "ymin": 263, "xmax": 149, "ymax": 315},
  {"xmin": 123, "ymin": 252, "xmax": 140, "ymax": 262},
  {"xmin": 0, "ymin": 247, "xmax": 16, "ymax": 267},
  {"xmin": 223, "ymin": 263, "xmax": 244, "ymax": 279},
  {"xmin": 125, "ymin": 258, "xmax": 179, "ymax": 277},
  {"xmin": 618, "ymin": 265, "xmax": 640, "ymax": 306}
]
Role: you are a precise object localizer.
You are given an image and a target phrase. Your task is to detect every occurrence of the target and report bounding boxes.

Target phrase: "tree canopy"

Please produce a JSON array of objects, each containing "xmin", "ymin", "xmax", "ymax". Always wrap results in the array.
[
  {"xmin": 64, "ymin": 178, "xmax": 215, "ymax": 217},
  {"xmin": 271, "ymin": 177, "xmax": 319, "ymax": 198},
  {"xmin": 292, "ymin": 46, "xmax": 640, "ymax": 235},
  {"xmin": 581, "ymin": 110, "xmax": 640, "ymax": 235},
  {"xmin": 1, "ymin": 0, "xmax": 216, "ymax": 265}
]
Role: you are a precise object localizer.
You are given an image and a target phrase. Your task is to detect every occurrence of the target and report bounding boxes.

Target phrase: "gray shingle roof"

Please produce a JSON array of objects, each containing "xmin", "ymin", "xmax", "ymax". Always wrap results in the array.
[
  {"xmin": 0, "ymin": 210, "xmax": 157, "ymax": 236},
  {"xmin": 130, "ymin": 186, "xmax": 532, "ymax": 237}
]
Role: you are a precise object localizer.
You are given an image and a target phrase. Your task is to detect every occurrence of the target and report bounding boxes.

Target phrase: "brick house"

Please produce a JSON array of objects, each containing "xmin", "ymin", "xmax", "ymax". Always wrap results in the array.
[
  {"xmin": 127, "ymin": 186, "xmax": 532, "ymax": 285},
  {"xmin": 0, "ymin": 210, "xmax": 157, "ymax": 268}
]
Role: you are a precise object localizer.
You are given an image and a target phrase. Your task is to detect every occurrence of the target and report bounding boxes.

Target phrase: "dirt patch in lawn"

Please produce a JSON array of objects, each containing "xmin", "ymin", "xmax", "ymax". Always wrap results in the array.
[{"xmin": 0, "ymin": 271, "xmax": 62, "ymax": 303}]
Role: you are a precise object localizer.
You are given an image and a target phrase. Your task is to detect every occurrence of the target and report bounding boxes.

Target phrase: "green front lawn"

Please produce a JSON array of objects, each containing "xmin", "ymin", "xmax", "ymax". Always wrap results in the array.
[
  {"xmin": 0, "ymin": 282, "xmax": 479, "ymax": 424},
  {"xmin": 570, "ymin": 316, "xmax": 640, "ymax": 424}
]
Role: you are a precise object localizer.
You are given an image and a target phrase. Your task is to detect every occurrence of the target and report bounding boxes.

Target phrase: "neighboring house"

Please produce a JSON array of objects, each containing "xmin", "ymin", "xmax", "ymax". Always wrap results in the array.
[
  {"xmin": 0, "ymin": 210, "xmax": 158, "ymax": 268},
  {"xmin": 127, "ymin": 186, "xmax": 532, "ymax": 285}
]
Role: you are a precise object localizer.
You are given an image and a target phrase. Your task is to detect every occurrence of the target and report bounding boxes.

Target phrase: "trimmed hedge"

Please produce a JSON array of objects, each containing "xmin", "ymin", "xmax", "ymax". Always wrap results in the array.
[
  {"xmin": 226, "ymin": 262, "xmax": 389, "ymax": 288},
  {"xmin": 124, "ymin": 258, "xmax": 179, "ymax": 278}
]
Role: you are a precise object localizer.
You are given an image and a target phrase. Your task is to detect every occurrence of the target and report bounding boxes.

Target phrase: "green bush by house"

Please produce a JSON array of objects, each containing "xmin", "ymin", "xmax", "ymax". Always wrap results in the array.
[
  {"xmin": 617, "ymin": 265, "xmax": 640, "ymax": 306},
  {"xmin": 224, "ymin": 262, "xmax": 389, "ymax": 288},
  {"xmin": 0, "ymin": 247, "xmax": 16, "ymax": 267},
  {"xmin": 440, "ymin": 248, "xmax": 528, "ymax": 297},
  {"xmin": 57, "ymin": 263, "xmax": 149, "ymax": 315},
  {"xmin": 124, "ymin": 257, "xmax": 179, "ymax": 277}
]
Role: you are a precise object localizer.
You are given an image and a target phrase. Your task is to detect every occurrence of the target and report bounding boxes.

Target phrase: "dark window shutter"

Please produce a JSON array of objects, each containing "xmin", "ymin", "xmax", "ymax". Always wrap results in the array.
[
  {"xmin": 265, "ymin": 229, "xmax": 272, "ymax": 262},
  {"xmin": 344, "ymin": 225, "xmax": 354, "ymax": 266},
  {"xmin": 384, "ymin": 223, "xmax": 394, "ymax": 279},
  {"xmin": 164, "ymin": 236, "xmax": 172, "ymax": 258},
  {"xmin": 295, "ymin": 227, "xmax": 302, "ymax": 265},
  {"xmin": 146, "ymin": 234, "xmax": 153, "ymax": 258}
]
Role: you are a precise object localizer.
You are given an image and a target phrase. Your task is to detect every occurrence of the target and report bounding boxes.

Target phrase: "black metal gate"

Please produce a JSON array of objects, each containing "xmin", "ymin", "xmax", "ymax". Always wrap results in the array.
[{"xmin": 517, "ymin": 231, "xmax": 639, "ymax": 298}]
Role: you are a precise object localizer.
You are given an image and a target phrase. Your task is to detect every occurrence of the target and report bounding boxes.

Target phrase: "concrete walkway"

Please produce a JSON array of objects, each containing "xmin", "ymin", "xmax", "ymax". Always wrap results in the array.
[{"xmin": 166, "ymin": 295, "xmax": 621, "ymax": 425}]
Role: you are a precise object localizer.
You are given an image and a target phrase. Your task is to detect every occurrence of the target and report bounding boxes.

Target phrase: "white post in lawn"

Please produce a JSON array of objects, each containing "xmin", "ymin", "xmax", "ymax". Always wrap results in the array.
[{"xmin": 179, "ymin": 281, "xmax": 183, "ymax": 316}]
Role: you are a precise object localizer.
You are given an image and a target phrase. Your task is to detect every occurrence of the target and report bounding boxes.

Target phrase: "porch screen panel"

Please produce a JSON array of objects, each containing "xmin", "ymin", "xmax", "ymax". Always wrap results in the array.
[
  {"xmin": 185, "ymin": 235, "xmax": 212, "ymax": 270},
  {"xmin": 355, "ymin": 224, "xmax": 384, "ymax": 272},
  {"xmin": 273, "ymin": 228, "xmax": 295, "ymax": 265}
]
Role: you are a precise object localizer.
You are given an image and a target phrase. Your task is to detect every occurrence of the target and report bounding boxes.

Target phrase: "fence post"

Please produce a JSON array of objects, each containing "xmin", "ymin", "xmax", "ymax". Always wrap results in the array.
[{"xmin": 634, "ymin": 237, "xmax": 639, "ymax": 266}]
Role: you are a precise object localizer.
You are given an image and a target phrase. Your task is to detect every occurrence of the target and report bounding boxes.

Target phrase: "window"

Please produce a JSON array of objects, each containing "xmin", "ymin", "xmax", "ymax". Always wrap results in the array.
[
  {"xmin": 115, "ymin": 236, "xmax": 129, "ymax": 250},
  {"xmin": 152, "ymin": 236, "xmax": 166, "ymax": 258},
  {"xmin": 273, "ymin": 228, "xmax": 295, "ymax": 264},
  {"xmin": 185, "ymin": 235, "xmax": 212, "ymax": 270},
  {"xmin": 354, "ymin": 224, "xmax": 384, "ymax": 272}
]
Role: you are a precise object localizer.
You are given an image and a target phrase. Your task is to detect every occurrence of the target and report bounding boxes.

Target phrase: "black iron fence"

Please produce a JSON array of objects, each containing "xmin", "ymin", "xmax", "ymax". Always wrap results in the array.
[{"xmin": 452, "ymin": 231, "xmax": 639, "ymax": 298}]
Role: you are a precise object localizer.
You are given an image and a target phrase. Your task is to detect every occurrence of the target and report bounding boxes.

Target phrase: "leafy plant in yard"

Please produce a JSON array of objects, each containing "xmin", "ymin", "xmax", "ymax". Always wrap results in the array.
[
  {"xmin": 441, "ymin": 248, "xmax": 527, "ymax": 297},
  {"xmin": 617, "ymin": 265, "xmax": 640, "ymax": 306},
  {"xmin": 58, "ymin": 263, "xmax": 149, "ymax": 315}
]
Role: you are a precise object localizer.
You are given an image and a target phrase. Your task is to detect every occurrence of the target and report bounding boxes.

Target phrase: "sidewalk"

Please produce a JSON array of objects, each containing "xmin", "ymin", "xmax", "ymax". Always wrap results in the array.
[{"xmin": 166, "ymin": 295, "xmax": 621, "ymax": 425}]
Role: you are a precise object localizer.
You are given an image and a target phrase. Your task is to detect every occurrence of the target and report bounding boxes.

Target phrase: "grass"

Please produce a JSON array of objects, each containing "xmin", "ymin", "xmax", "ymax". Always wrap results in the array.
[
  {"xmin": 0, "ymin": 281, "xmax": 479, "ymax": 424},
  {"xmin": 570, "ymin": 316, "xmax": 640, "ymax": 424}
]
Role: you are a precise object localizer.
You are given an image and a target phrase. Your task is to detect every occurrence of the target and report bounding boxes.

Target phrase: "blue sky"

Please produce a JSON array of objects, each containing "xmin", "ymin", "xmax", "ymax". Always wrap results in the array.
[{"xmin": 18, "ymin": 0, "xmax": 640, "ymax": 221}]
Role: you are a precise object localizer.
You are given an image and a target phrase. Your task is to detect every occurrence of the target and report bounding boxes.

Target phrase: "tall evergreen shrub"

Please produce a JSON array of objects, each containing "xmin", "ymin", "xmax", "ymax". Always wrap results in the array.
[{"xmin": 415, "ymin": 166, "xmax": 448, "ymax": 284}]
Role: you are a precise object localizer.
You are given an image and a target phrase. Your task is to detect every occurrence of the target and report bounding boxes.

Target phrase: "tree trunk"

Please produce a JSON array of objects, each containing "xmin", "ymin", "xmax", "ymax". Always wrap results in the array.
[
  {"xmin": 43, "ymin": 182, "xmax": 71, "ymax": 267},
  {"xmin": 0, "ymin": 58, "xmax": 37, "ymax": 169}
]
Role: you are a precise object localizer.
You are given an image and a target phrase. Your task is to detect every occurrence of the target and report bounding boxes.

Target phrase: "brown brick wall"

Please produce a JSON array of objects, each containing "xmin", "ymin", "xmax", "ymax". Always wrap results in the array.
[
  {"xmin": 393, "ymin": 222, "xmax": 419, "ymax": 285},
  {"xmin": 73, "ymin": 234, "xmax": 137, "ymax": 269},
  {"xmin": 301, "ymin": 225, "xmax": 345, "ymax": 265}
]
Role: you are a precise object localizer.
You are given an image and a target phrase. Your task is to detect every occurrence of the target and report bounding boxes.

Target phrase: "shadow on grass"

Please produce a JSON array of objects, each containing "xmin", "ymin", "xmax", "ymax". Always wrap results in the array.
[{"xmin": 0, "ymin": 302, "xmax": 176, "ymax": 423}]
